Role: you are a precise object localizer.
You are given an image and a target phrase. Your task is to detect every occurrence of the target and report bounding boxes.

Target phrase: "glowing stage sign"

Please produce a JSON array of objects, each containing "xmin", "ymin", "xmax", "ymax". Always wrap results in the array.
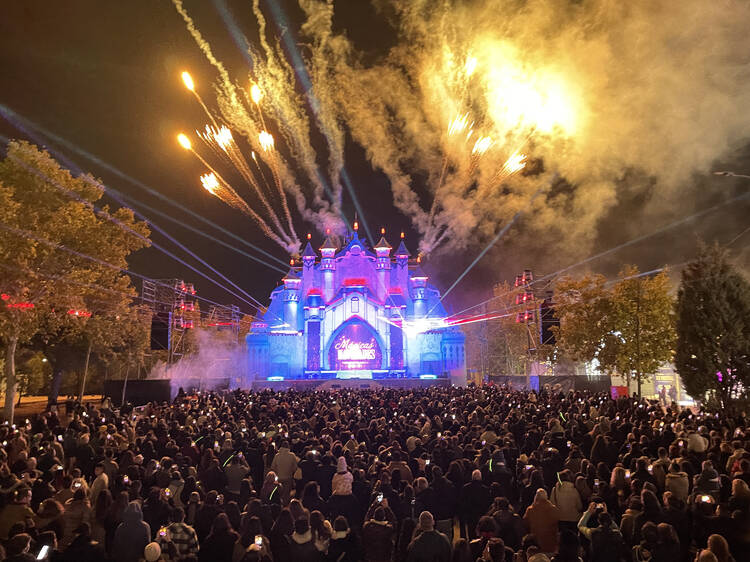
[{"xmin": 328, "ymin": 321, "xmax": 382, "ymax": 370}]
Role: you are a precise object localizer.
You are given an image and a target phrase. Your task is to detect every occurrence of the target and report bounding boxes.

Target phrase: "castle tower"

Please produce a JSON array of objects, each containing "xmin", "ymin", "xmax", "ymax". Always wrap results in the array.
[
  {"xmin": 282, "ymin": 261, "xmax": 301, "ymax": 330},
  {"xmin": 410, "ymin": 257, "xmax": 429, "ymax": 318},
  {"xmin": 394, "ymin": 232, "xmax": 411, "ymax": 294},
  {"xmin": 374, "ymin": 228, "xmax": 392, "ymax": 301},
  {"xmin": 319, "ymin": 232, "xmax": 337, "ymax": 303}
]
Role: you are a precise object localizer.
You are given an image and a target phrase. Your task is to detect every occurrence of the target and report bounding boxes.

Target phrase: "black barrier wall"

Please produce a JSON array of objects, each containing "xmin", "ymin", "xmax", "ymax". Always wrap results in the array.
[{"xmin": 103, "ymin": 380, "xmax": 172, "ymax": 406}]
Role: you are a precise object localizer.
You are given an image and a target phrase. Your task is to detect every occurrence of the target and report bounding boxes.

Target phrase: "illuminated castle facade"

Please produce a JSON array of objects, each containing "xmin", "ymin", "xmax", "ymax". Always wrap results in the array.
[{"xmin": 246, "ymin": 226, "xmax": 466, "ymax": 381}]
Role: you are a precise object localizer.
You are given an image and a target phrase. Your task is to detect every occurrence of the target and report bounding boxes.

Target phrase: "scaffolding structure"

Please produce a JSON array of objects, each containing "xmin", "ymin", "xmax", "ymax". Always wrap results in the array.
[{"xmin": 141, "ymin": 279, "xmax": 196, "ymax": 363}]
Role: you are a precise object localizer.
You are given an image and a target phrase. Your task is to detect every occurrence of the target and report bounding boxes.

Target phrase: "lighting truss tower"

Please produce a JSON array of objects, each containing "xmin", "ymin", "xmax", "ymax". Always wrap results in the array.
[
  {"xmin": 206, "ymin": 303, "xmax": 241, "ymax": 340},
  {"xmin": 141, "ymin": 279, "xmax": 197, "ymax": 363}
]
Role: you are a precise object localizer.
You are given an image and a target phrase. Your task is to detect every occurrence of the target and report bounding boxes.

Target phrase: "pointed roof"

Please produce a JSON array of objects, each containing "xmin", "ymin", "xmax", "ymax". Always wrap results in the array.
[
  {"xmin": 301, "ymin": 241, "xmax": 317, "ymax": 259},
  {"xmin": 282, "ymin": 266, "xmax": 299, "ymax": 281},
  {"xmin": 410, "ymin": 264, "xmax": 428, "ymax": 279},
  {"xmin": 395, "ymin": 239, "xmax": 411, "ymax": 258},
  {"xmin": 320, "ymin": 236, "xmax": 337, "ymax": 251},
  {"xmin": 374, "ymin": 235, "xmax": 392, "ymax": 250}
]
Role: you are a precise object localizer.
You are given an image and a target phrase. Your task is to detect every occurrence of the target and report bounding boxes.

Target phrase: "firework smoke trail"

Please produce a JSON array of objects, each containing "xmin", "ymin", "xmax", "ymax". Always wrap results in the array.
[
  {"xmin": 199, "ymin": 172, "xmax": 290, "ymax": 251},
  {"xmin": 200, "ymin": 125, "xmax": 296, "ymax": 247},
  {"xmin": 296, "ymin": 0, "xmax": 750, "ymax": 263}
]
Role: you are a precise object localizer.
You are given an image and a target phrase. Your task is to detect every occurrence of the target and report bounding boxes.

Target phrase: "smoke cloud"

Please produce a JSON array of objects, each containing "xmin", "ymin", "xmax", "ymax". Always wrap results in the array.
[
  {"xmin": 148, "ymin": 329, "xmax": 249, "ymax": 397},
  {"xmin": 296, "ymin": 0, "xmax": 750, "ymax": 259}
]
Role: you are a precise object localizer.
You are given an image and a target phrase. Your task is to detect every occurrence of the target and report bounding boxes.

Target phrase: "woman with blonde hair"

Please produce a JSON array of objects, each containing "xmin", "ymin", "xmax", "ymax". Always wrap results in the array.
[
  {"xmin": 729, "ymin": 478, "xmax": 750, "ymax": 512},
  {"xmin": 706, "ymin": 533, "xmax": 735, "ymax": 562}
]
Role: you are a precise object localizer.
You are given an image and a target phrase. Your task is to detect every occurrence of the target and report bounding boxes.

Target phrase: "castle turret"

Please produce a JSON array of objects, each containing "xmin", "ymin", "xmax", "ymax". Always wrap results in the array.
[
  {"xmin": 282, "ymin": 261, "xmax": 301, "ymax": 330},
  {"xmin": 410, "ymin": 257, "xmax": 429, "ymax": 318},
  {"xmin": 395, "ymin": 232, "xmax": 411, "ymax": 292},
  {"xmin": 320, "ymin": 231, "xmax": 337, "ymax": 302},
  {"xmin": 374, "ymin": 228, "xmax": 392, "ymax": 300}
]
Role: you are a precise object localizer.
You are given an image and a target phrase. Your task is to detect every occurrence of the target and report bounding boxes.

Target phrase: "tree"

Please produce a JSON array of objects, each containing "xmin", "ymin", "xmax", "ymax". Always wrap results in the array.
[
  {"xmin": 0, "ymin": 141, "xmax": 149, "ymax": 419},
  {"xmin": 610, "ymin": 266, "xmax": 675, "ymax": 396},
  {"xmin": 554, "ymin": 266, "xmax": 675, "ymax": 395},
  {"xmin": 675, "ymin": 244, "xmax": 750, "ymax": 408}
]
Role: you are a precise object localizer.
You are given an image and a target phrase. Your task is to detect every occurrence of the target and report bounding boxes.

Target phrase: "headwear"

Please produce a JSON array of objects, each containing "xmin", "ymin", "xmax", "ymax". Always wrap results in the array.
[
  {"xmin": 144, "ymin": 541, "xmax": 161, "ymax": 562},
  {"xmin": 418, "ymin": 511, "xmax": 434, "ymax": 530},
  {"xmin": 189, "ymin": 491, "xmax": 200, "ymax": 503},
  {"xmin": 337, "ymin": 456, "xmax": 347, "ymax": 473}
]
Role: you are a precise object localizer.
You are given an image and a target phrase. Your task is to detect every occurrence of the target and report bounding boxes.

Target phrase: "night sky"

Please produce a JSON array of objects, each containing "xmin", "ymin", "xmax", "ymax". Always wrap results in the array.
[{"xmin": 1, "ymin": 1, "xmax": 748, "ymax": 319}]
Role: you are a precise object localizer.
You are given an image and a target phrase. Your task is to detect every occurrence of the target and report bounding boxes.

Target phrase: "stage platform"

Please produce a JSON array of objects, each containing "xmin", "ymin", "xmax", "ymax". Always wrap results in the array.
[{"xmin": 250, "ymin": 377, "xmax": 451, "ymax": 391}]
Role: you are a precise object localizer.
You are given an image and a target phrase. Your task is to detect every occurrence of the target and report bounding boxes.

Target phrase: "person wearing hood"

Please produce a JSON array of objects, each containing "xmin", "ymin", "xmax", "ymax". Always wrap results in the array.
[
  {"xmin": 459, "ymin": 470, "xmax": 491, "ymax": 540},
  {"xmin": 327, "ymin": 515, "xmax": 361, "ymax": 562},
  {"xmin": 332, "ymin": 456, "xmax": 353, "ymax": 496},
  {"xmin": 289, "ymin": 517, "xmax": 321, "ymax": 562},
  {"xmin": 0, "ymin": 486, "xmax": 35, "ymax": 540},
  {"xmin": 61, "ymin": 488, "xmax": 92, "ymax": 547},
  {"xmin": 523, "ymin": 489, "xmax": 561, "ymax": 554},
  {"xmin": 665, "ymin": 462, "xmax": 689, "ymax": 502},
  {"xmin": 112, "ymin": 501, "xmax": 152, "ymax": 562},
  {"xmin": 550, "ymin": 470, "xmax": 583, "ymax": 533}
]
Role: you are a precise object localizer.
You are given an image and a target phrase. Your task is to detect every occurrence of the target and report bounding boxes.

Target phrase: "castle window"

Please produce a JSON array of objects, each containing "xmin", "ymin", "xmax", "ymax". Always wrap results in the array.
[{"xmin": 351, "ymin": 296, "xmax": 359, "ymax": 314}]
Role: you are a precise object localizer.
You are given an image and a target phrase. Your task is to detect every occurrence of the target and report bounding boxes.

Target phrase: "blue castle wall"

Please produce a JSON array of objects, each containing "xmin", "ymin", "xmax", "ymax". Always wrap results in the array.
[{"xmin": 246, "ymin": 229, "xmax": 466, "ymax": 381}]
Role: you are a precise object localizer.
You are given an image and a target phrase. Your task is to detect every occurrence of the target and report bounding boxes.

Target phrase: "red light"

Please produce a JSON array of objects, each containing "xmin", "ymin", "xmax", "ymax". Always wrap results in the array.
[
  {"xmin": 343, "ymin": 278, "xmax": 367, "ymax": 287},
  {"xmin": 1, "ymin": 294, "xmax": 9, "ymax": 301},
  {"xmin": 67, "ymin": 309, "xmax": 91, "ymax": 317},
  {"xmin": 7, "ymin": 302, "xmax": 34, "ymax": 309}
]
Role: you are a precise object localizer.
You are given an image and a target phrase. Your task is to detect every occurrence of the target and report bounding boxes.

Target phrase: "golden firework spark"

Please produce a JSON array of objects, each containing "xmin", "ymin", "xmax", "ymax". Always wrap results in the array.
[
  {"xmin": 250, "ymin": 83, "xmax": 263, "ymax": 104},
  {"xmin": 503, "ymin": 152, "xmax": 527, "ymax": 174},
  {"xmin": 200, "ymin": 172, "xmax": 219, "ymax": 194},
  {"xmin": 447, "ymin": 113, "xmax": 470, "ymax": 136},
  {"xmin": 177, "ymin": 133, "xmax": 192, "ymax": 150},
  {"xmin": 472, "ymin": 136, "xmax": 493, "ymax": 155},
  {"xmin": 181, "ymin": 71, "xmax": 195, "ymax": 91},
  {"xmin": 259, "ymin": 130, "xmax": 275, "ymax": 151},
  {"xmin": 464, "ymin": 56, "xmax": 478, "ymax": 77},
  {"xmin": 214, "ymin": 126, "xmax": 233, "ymax": 150}
]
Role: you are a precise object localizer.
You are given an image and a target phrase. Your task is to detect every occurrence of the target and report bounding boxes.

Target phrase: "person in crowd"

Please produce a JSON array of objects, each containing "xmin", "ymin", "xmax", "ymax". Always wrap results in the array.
[
  {"xmin": 406, "ymin": 511, "xmax": 451, "ymax": 562},
  {"xmin": 112, "ymin": 501, "xmax": 151, "ymax": 562},
  {"xmin": 199, "ymin": 512, "xmax": 239, "ymax": 562},
  {"xmin": 523, "ymin": 489, "xmax": 561, "ymax": 554},
  {"xmin": 2, "ymin": 385, "xmax": 749, "ymax": 562}
]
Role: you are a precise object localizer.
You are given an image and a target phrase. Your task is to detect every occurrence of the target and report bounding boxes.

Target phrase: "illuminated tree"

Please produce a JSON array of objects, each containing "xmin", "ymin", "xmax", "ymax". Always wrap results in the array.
[
  {"xmin": 0, "ymin": 141, "xmax": 149, "ymax": 419},
  {"xmin": 675, "ymin": 244, "xmax": 750, "ymax": 407},
  {"xmin": 554, "ymin": 266, "xmax": 675, "ymax": 395}
]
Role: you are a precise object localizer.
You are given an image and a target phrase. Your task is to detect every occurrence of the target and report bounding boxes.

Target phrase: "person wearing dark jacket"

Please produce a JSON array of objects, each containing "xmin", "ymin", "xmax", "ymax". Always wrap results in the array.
[
  {"xmin": 111, "ymin": 501, "xmax": 151, "ymax": 562},
  {"xmin": 57, "ymin": 523, "xmax": 106, "ymax": 562},
  {"xmin": 289, "ymin": 517, "xmax": 321, "ymax": 562},
  {"xmin": 362, "ymin": 505, "xmax": 396, "ymax": 562},
  {"xmin": 577, "ymin": 505, "xmax": 625, "ymax": 562},
  {"xmin": 491, "ymin": 498, "xmax": 524, "ymax": 551},
  {"xmin": 327, "ymin": 516, "xmax": 361, "ymax": 562},
  {"xmin": 195, "ymin": 491, "xmax": 223, "ymax": 542},
  {"xmin": 407, "ymin": 511, "xmax": 452, "ymax": 562},
  {"xmin": 198, "ymin": 513, "xmax": 239, "ymax": 562},
  {"xmin": 460, "ymin": 470, "xmax": 492, "ymax": 539}
]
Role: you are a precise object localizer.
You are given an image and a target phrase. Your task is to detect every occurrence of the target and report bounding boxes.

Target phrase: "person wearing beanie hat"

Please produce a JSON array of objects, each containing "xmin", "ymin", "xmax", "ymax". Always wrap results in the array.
[{"xmin": 332, "ymin": 456, "xmax": 353, "ymax": 496}]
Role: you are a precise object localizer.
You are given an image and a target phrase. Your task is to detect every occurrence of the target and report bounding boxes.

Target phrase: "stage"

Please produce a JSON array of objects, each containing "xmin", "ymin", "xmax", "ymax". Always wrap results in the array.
[{"xmin": 250, "ymin": 376, "xmax": 452, "ymax": 391}]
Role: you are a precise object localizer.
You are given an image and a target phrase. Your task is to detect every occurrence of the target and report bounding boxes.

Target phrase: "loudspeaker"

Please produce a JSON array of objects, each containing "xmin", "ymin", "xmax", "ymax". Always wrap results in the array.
[
  {"xmin": 150, "ymin": 313, "xmax": 171, "ymax": 350},
  {"xmin": 540, "ymin": 298, "xmax": 559, "ymax": 346}
]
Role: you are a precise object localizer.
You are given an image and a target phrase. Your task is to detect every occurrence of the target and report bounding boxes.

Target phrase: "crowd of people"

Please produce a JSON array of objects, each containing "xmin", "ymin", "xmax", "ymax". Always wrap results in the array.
[{"xmin": 0, "ymin": 384, "xmax": 747, "ymax": 562}]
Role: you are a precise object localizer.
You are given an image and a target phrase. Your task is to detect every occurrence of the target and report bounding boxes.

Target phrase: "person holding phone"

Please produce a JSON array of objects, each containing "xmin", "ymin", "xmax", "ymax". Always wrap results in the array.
[
  {"xmin": 577, "ymin": 502, "xmax": 625, "ymax": 561},
  {"xmin": 157, "ymin": 507, "xmax": 198, "ymax": 560}
]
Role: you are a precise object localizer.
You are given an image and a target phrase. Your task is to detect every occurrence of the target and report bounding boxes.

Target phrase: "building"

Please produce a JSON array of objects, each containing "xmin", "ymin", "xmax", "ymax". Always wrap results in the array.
[{"xmin": 246, "ymin": 225, "xmax": 466, "ymax": 383}]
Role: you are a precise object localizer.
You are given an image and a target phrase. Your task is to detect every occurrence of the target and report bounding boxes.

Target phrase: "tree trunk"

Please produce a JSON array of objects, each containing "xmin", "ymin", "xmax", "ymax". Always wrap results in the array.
[
  {"xmin": 78, "ymin": 340, "xmax": 92, "ymax": 403},
  {"xmin": 121, "ymin": 361, "xmax": 131, "ymax": 407},
  {"xmin": 3, "ymin": 336, "xmax": 18, "ymax": 421}
]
